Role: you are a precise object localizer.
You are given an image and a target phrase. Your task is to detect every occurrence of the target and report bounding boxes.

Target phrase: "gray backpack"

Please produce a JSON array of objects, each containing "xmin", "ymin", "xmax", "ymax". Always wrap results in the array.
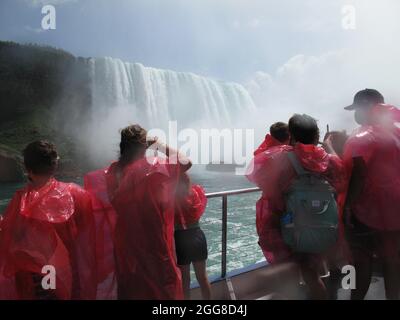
[{"xmin": 281, "ymin": 152, "xmax": 339, "ymax": 253}]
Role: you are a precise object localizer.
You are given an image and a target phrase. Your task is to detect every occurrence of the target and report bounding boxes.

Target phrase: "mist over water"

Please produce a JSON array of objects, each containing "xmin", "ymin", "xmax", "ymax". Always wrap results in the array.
[
  {"xmin": 66, "ymin": 36, "xmax": 400, "ymax": 170},
  {"xmin": 80, "ymin": 55, "xmax": 400, "ymax": 170},
  {"xmin": 81, "ymin": 57, "xmax": 257, "ymax": 167}
]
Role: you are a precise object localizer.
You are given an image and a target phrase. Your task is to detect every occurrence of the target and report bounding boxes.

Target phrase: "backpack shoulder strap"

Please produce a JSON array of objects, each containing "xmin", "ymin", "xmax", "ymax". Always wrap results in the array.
[{"xmin": 287, "ymin": 152, "xmax": 307, "ymax": 175}]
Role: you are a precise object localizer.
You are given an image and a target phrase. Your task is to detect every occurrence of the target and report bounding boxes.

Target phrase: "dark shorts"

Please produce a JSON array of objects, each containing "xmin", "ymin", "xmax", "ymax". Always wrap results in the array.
[
  {"xmin": 346, "ymin": 215, "xmax": 400, "ymax": 259},
  {"xmin": 174, "ymin": 227, "xmax": 208, "ymax": 266}
]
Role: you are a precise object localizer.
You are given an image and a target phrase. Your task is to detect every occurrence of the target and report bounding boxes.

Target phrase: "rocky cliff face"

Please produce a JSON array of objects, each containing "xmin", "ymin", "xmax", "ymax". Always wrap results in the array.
[
  {"xmin": 0, "ymin": 145, "xmax": 24, "ymax": 182},
  {"xmin": 0, "ymin": 41, "xmax": 91, "ymax": 182}
]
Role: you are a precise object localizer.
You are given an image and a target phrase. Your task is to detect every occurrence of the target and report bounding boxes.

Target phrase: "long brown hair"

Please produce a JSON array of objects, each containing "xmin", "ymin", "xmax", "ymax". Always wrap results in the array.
[
  {"xmin": 176, "ymin": 172, "xmax": 192, "ymax": 201},
  {"xmin": 118, "ymin": 124, "xmax": 148, "ymax": 168}
]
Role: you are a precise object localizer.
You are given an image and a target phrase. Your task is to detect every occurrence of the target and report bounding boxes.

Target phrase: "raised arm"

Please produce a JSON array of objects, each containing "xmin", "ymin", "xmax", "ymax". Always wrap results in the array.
[{"xmin": 148, "ymin": 138, "xmax": 192, "ymax": 172}]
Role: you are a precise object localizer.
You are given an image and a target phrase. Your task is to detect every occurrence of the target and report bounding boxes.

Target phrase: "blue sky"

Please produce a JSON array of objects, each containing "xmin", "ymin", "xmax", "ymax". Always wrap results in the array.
[{"xmin": 0, "ymin": 0, "xmax": 366, "ymax": 81}]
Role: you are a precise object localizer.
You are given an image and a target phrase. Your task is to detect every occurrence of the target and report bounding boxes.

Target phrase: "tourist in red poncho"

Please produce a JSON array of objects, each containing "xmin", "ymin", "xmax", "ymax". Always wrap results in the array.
[
  {"xmin": 0, "ymin": 141, "xmax": 97, "ymax": 300},
  {"xmin": 246, "ymin": 114, "xmax": 346, "ymax": 299},
  {"xmin": 174, "ymin": 172, "xmax": 211, "ymax": 300},
  {"xmin": 343, "ymin": 89, "xmax": 400, "ymax": 300},
  {"xmin": 84, "ymin": 167, "xmax": 118, "ymax": 299},
  {"xmin": 106, "ymin": 124, "xmax": 191, "ymax": 300},
  {"xmin": 321, "ymin": 129, "xmax": 351, "ymax": 299},
  {"xmin": 253, "ymin": 122, "xmax": 290, "ymax": 156}
]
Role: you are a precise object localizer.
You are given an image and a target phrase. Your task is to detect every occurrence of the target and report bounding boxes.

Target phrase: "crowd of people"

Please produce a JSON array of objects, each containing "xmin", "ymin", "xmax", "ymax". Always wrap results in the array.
[{"xmin": 0, "ymin": 88, "xmax": 399, "ymax": 300}]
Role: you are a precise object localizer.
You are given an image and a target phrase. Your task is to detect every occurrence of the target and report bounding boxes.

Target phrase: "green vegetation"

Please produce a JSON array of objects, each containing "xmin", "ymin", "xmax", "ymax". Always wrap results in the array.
[{"xmin": 0, "ymin": 40, "xmax": 91, "ymax": 180}]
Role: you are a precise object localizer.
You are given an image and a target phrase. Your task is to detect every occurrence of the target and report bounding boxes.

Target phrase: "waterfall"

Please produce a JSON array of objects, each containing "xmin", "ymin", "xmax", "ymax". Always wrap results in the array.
[{"xmin": 89, "ymin": 57, "xmax": 256, "ymax": 128}]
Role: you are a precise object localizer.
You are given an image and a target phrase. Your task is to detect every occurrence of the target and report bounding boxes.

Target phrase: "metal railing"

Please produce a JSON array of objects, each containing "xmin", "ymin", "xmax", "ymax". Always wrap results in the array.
[{"xmin": 205, "ymin": 187, "xmax": 261, "ymax": 278}]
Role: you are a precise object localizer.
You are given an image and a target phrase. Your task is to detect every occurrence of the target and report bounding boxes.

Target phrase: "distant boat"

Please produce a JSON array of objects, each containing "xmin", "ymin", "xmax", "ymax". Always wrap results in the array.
[{"xmin": 205, "ymin": 161, "xmax": 245, "ymax": 173}]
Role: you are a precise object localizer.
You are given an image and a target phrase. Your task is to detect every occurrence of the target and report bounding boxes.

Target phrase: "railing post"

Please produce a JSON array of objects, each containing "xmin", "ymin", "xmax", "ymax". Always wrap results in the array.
[
  {"xmin": 221, "ymin": 194, "xmax": 228, "ymax": 278},
  {"xmin": 205, "ymin": 187, "xmax": 260, "ymax": 280}
]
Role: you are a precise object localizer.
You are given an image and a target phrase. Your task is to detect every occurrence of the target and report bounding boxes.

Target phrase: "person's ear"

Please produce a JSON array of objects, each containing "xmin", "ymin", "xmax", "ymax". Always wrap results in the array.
[
  {"xmin": 355, "ymin": 108, "xmax": 368, "ymax": 125},
  {"xmin": 315, "ymin": 133, "xmax": 321, "ymax": 145},
  {"xmin": 25, "ymin": 168, "xmax": 34, "ymax": 181}
]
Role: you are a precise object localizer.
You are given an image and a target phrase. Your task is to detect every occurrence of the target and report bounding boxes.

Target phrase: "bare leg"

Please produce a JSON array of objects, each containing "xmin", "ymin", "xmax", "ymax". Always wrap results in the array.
[
  {"xmin": 179, "ymin": 264, "xmax": 191, "ymax": 300},
  {"xmin": 382, "ymin": 258, "xmax": 400, "ymax": 300},
  {"xmin": 193, "ymin": 260, "xmax": 212, "ymax": 300},
  {"xmin": 379, "ymin": 232, "xmax": 400, "ymax": 300},
  {"xmin": 326, "ymin": 268, "xmax": 342, "ymax": 300},
  {"xmin": 300, "ymin": 263, "xmax": 328, "ymax": 300},
  {"xmin": 350, "ymin": 249, "xmax": 372, "ymax": 300}
]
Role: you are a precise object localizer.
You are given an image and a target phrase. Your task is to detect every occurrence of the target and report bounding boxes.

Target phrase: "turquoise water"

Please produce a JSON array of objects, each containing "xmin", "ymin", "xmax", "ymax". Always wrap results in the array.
[
  {"xmin": 0, "ymin": 168, "xmax": 264, "ymax": 279},
  {"xmin": 189, "ymin": 167, "xmax": 264, "ymax": 277}
]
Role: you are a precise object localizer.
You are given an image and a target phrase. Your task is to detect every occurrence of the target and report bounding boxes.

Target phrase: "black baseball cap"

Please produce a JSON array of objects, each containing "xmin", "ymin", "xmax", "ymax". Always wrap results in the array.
[{"xmin": 344, "ymin": 89, "xmax": 385, "ymax": 110}]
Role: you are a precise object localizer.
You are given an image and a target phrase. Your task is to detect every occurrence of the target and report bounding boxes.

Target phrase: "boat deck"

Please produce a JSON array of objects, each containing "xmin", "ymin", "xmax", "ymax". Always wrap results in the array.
[
  {"xmin": 188, "ymin": 187, "xmax": 388, "ymax": 300},
  {"xmin": 190, "ymin": 262, "xmax": 387, "ymax": 300}
]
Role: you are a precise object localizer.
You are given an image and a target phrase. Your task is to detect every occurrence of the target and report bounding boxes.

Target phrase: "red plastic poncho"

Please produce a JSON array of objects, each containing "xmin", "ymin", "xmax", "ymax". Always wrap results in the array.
[
  {"xmin": 106, "ymin": 157, "xmax": 183, "ymax": 300},
  {"xmin": 369, "ymin": 104, "xmax": 400, "ymax": 125},
  {"xmin": 246, "ymin": 143, "xmax": 347, "ymax": 264},
  {"xmin": 84, "ymin": 167, "xmax": 117, "ymax": 299},
  {"xmin": 174, "ymin": 185, "xmax": 207, "ymax": 229},
  {"xmin": 0, "ymin": 178, "xmax": 97, "ymax": 300},
  {"xmin": 343, "ymin": 122, "xmax": 400, "ymax": 231},
  {"xmin": 253, "ymin": 134, "xmax": 284, "ymax": 156}
]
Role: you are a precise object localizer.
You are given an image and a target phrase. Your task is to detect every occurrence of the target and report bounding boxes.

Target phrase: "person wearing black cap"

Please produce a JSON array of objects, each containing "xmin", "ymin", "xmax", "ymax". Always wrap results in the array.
[
  {"xmin": 343, "ymin": 89, "xmax": 400, "ymax": 300},
  {"xmin": 344, "ymin": 88, "xmax": 385, "ymax": 126},
  {"xmin": 344, "ymin": 88, "xmax": 385, "ymax": 110}
]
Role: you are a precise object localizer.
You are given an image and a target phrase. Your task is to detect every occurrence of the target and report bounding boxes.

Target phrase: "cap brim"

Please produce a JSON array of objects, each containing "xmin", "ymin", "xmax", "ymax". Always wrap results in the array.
[{"xmin": 344, "ymin": 104, "xmax": 356, "ymax": 110}]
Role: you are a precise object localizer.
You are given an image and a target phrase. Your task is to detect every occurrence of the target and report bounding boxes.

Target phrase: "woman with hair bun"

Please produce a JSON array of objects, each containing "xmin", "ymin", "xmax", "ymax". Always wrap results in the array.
[{"xmin": 85, "ymin": 124, "xmax": 191, "ymax": 300}]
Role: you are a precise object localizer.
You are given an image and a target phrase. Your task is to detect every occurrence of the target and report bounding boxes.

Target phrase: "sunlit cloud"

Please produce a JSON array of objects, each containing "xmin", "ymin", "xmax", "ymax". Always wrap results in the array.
[
  {"xmin": 231, "ymin": 18, "xmax": 263, "ymax": 30},
  {"xmin": 245, "ymin": 46, "xmax": 400, "ymax": 136},
  {"xmin": 24, "ymin": 25, "xmax": 45, "ymax": 33}
]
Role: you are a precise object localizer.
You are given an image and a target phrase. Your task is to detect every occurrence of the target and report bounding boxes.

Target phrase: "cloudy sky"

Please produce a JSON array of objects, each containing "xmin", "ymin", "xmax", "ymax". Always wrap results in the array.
[
  {"xmin": 1, "ymin": 0, "xmax": 394, "ymax": 81},
  {"xmin": 1, "ymin": 0, "xmax": 400, "ymax": 132}
]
